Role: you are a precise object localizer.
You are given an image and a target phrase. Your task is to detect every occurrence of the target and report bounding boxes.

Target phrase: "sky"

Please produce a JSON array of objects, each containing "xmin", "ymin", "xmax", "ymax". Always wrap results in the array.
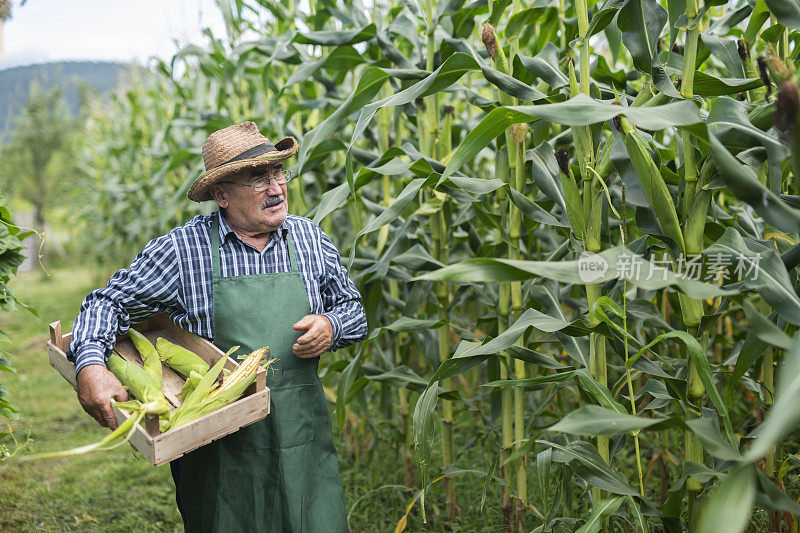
[{"xmin": 0, "ymin": 0, "xmax": 227, "ymax": 70}]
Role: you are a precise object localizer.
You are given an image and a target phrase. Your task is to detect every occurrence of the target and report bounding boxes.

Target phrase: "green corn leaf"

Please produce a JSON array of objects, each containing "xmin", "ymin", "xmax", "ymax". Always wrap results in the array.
[
  {"xmin": 412, "ymin": 383, "xmax": 440, "ymax": 490},
  {"xmin": 293, "ymin": 24, "xmax": 377, "ymax": 46},
  {"xmin": 766, "ymin": 0, "xmax": 800, "ymax": 30},
  {"xmin": 576, "ymin": 497, "xmax": 625, "ymax": 533},
  {"xmin": 696, "ymin": 464, "xmax": 756, "ymax": 533},
  {"xmin": 684, "ymin": 418, "xmax": 741, "ymax": 462},
  {"xmin": 516, "ymin": 43, "xmax": 569, "ymax": 88},
  {"xmin": 708, "ymin": 135, "xmax": 800, "ymax": 235},
  {"xmin": 700, "ymin": 34, "xmax": 745, "ymax": 78},
  {"xmin": 539, "ymin": 439, "xmax": 639, "ymax": 496},
  {"xmin": 741, "ymin": 301, "xmax": 792, "ymax": 350},
  {"xmin": 427, "ymin": 308, "xmax": 571, "ymax": 383},
  {"xmin": 754, "ymin": 470, "xmax": 800, "ymax": 515},
  {"xmin": 617, "ymin": 0, "xmax": 667, "ymax": 75},
  {"xmin": 706, "ymin": 227, "xmax": 800, "ymax": 325},
  {"xmin": 415, "ymin": 246, "xmax": 735, "ymax": 299},
  {"xmin": 693, "ymin": 72, "xmax": 763, "ymax": 96},
  {"xmin": 746, "ymin": 333, "xmax": 800, "ymax": 461},
  {"xmin": 575, "ymin": 370, "xmax": 628, "ymax": 414},
  {"xmin": 549, "ymin": 405, "xmax": 664, "ymax": 436},
  {"xmin": 507, "ymin": 188, "xmax": 568, "ymax": 227},
  {"xmin": 440, "ymin": 95, "xmax": 702, "ymax": 181}
]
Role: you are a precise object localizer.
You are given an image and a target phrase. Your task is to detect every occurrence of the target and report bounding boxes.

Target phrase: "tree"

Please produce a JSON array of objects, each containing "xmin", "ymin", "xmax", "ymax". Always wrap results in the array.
[{"xmin": 0, "ymin": 79, "xmax": 76, "ymax": 265}]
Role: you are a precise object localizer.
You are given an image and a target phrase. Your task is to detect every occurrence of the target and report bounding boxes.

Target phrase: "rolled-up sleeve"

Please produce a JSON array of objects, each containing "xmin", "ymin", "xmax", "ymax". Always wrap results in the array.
[
  {"xmin": 68, "ymin": 234, "xmax": 180, "ymax": 375},
  {"xmin": 317, "ymin": 229, "xmax": 367, "ymax": 351}
]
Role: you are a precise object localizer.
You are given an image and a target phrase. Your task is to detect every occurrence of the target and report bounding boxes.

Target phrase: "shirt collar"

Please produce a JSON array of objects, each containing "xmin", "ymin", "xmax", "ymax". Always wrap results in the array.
[{"xmin": 217, "ymin": 210, "xmax": 291, "ymax": 246}]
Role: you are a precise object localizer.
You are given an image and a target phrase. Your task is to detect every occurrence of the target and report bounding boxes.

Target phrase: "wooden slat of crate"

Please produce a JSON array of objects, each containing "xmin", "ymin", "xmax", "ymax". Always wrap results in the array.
[
  {"xmin": 146, "ymin": 388, "xmax": 270, "ymax": 465},
  {"xmin": 47, "ymin": 314, "xmax": 269, "ymax": 466}
]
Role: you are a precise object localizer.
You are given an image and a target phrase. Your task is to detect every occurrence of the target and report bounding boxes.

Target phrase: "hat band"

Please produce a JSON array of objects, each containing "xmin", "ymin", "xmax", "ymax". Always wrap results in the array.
[{"xmin": 216, "ymin": 142, "xmax": 277, "ymax": 168}]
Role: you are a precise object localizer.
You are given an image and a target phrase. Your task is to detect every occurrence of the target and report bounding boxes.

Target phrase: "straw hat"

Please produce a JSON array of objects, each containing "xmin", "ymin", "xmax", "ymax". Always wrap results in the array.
[{"xmin": 187, "ymin": 122, "xmax": 299, "ymax": 202}]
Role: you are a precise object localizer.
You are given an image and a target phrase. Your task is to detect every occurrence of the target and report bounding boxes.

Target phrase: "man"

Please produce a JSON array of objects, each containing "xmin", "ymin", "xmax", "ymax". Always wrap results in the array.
[{"xmin": 69, "ymin": 122, "xmax": 367, "ymax": 532}]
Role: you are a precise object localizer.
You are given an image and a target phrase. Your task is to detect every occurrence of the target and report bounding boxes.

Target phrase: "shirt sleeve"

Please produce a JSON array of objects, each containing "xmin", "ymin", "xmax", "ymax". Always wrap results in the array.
[
  {"xmin": 316, "ymin": 227, "xmax": 368, "ymax": 351},
  {"xmin": 68, "ymin": 233, "xmax": 181, "ymax": 375}
]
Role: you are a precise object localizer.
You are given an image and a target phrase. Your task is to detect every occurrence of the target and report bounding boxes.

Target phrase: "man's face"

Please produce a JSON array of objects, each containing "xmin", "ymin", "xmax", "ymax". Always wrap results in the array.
[{"xmin": 213, "ymin": 165, "xmax": 289, "ymax": 235}]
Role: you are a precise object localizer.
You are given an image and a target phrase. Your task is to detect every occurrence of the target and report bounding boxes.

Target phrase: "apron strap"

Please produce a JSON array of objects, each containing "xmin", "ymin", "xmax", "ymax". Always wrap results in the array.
[
  {"xmin": 211, "ymin": 212, "xmax": 222, "ymax": 280},
  {"xmin": 286, "ymin": 232, "xmax": 300, "ymax": 273},
  {"xmin": 213, "ymin": 211, "xmax": 299, "ymax": 275}
]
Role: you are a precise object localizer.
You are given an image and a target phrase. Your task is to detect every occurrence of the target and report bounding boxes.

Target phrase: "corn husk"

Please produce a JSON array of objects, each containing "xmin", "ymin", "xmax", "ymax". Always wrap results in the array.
[
  {"xmin": 155, "ymin": 337, "xmax": 210, "ymax": 379},
  {"xmin": 166, "ymin": 347, "xmax": 270, "ymax": 430},
  {"xmin": 177, "ymin": 370, "xmax": 203, "ymax": 400},
  {"xmin": 127, "ymin": 328, "xmax": 162, "ymax": 386},
  {"xmin": 107, "ymin": 352, "xmax": 169, "ymax": 415},
  {"xmin": 20, "ymin": 403, "xmax": 146, "ymax": 461}
]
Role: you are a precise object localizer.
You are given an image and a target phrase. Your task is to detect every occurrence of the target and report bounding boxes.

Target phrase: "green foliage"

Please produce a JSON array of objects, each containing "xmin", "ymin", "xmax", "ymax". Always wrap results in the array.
[
  {"xmin": 33, "ymin": 0, "xmax": 800, "ymax": 529},
  {"xmin": 0, "ymin": 189, "xmax": 30, "ymax": 425},
  {"xmin": 0, "ymin": 79, "xmax": 78, "ymax": 250}
]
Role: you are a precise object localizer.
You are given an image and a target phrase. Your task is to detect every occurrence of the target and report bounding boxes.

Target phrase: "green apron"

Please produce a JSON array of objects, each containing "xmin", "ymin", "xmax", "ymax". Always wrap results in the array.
[{"xmin": 173, "ymin": 214, "xmax": 348, "ymax": 532}]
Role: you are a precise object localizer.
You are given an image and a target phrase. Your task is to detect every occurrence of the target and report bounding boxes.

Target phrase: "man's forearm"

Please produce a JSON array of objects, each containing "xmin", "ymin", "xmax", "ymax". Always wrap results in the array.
[
  {"xmin": 69, "ymin": 233, "xmax": 180, "ymax": 374},
  {"xmin": 70, "ymin": 296, "xmax": 130, "ymax": 375}
]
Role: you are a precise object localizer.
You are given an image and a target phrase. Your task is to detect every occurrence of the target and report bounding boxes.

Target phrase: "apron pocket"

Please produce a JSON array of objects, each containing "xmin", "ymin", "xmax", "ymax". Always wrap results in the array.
[{"xmin": 231, "ymin": 383, "xmax": 315, "ymax": 450}]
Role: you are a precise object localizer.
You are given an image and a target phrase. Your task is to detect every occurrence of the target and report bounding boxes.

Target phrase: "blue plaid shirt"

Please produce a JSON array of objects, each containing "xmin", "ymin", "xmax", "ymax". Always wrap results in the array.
[{"xmin": 69, "ymin": 212, "xmax": 368, "ymax": 374}]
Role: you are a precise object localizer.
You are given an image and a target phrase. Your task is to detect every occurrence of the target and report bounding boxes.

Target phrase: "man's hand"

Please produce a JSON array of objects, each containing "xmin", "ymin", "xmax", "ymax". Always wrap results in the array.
[
  {"xmin": 292, "ymin": 314, "xmax": 333, "ymax": 358},
  {"xmin": 76, "ymin": 364, "xmax": 129, "ymax": 429}
]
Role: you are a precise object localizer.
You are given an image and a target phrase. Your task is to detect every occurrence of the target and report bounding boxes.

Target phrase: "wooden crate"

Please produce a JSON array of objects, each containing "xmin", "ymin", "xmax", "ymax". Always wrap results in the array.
[{"xmin": 47, "ymin": 313, "xmax": 270, "ymax": 466}]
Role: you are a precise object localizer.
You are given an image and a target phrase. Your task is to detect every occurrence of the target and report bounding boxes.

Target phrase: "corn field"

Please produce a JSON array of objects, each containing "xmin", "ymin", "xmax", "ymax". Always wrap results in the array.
[{"xmin": 66, "ymin": 0, "xmax": 800, "ymax": 530}]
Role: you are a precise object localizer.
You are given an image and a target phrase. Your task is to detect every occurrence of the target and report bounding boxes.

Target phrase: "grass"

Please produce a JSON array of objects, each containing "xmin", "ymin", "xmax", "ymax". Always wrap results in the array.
[{"xmin": 0, "ymin": 267, "xmax": 181, "ymax": 532}]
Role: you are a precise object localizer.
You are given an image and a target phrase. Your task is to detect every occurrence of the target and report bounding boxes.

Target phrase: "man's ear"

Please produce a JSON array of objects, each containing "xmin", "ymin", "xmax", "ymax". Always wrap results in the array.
[{"xmin": 210, "ymin": 183, "xmax": 228, "ymax": 208}]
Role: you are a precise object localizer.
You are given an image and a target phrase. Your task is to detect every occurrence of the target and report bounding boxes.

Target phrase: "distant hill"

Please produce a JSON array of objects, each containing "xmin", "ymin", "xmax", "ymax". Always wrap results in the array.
[{"xmin": 0, "ymin": 60, "xmax": 133, "ymax": 142}]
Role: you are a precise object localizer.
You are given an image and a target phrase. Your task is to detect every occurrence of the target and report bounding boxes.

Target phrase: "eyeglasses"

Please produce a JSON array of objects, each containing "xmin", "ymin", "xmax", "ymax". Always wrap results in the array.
[{"xmin": 221, "ymin": 169, "xmax": 293, "ymax": 193}]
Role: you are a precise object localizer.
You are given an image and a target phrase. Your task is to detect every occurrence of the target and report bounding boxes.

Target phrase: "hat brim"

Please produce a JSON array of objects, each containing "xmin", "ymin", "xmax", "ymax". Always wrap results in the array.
[{"xmin": 187, "ymin": 136, "xmax": 299, "ymax": 202}]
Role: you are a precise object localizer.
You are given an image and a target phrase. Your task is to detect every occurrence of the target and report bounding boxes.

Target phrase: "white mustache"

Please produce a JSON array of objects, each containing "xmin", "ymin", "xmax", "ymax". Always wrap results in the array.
[{"xmin": 262, "ymin": 194, "xmax": 284, "ymax": 209}]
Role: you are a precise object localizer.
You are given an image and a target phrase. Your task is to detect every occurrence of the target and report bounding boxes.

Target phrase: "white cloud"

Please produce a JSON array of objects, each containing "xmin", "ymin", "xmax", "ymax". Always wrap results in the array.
[{"xmin": 0, "ymin": 0, "xmax": 226, "ymax": 69}]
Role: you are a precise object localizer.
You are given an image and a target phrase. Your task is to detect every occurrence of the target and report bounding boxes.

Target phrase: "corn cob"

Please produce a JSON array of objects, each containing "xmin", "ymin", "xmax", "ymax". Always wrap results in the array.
[
  {"xmin": 618, "ymin": 117, "xmax": 686, "ymax": 254},
  {"xmin": 127, "ymin": 328, "xmax": 162, "ymax": 386},
  {"xmin": 106, "ymin": 352, "xmax": 169, "ymax": 415},
  {"xmin": 160, "ymin": 346, "xmax": 240, "ymax": 431},
  {"xmin": 155, "ymin": 337, "xmax": 210, "ymax": 379},
  {"xmin": 173, "ymin": 370, "xmax": 259, "ymax": 424},
  {"xmin": 166, "ymin": 347, "xmax": 270, "ymax": 430},
  {"xmin": 206, "ymin": 347, "xmax": 270, "ymax": 399},
  {"xmin": 554, "ymin": 148, "xmax": 585, "ymax": 240}
]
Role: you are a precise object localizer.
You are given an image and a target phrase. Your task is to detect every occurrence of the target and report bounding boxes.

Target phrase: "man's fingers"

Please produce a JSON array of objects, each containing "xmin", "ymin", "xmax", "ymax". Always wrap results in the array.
[
  {"xmin": 293, "ymin": 316, "xmax": 313, "ymax": 331},
  {"xmin": 112, "ymin": 389, "xmax": 129, "ymax": 403},
  {"xmin": 295, "ymin": 336, "xmax": 329, "ymax": 357},
  {"xmin": 295, "ymin": 338, "xmax": 322, "ymax": 353},
  {"xmin": 293, "ymin": 316, "xmax": 332, "ymax": 357},
  {"xmin": 296, "ymin": 330, "xmax": 318, "ymax": 345},
  {"xmin": 102, "ymin": 407, "xmax": 119, "ymax": 430},
  {"xmin": 294, "ymin": 337, "xmax": 323, "ymax": 355}
]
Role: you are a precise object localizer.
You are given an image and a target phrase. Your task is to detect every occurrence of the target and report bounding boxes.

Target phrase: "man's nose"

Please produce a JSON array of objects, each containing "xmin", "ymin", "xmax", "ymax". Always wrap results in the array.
[{"xmin": 266, "ymin": 177, "xmax": 283, "ymax": 194}]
